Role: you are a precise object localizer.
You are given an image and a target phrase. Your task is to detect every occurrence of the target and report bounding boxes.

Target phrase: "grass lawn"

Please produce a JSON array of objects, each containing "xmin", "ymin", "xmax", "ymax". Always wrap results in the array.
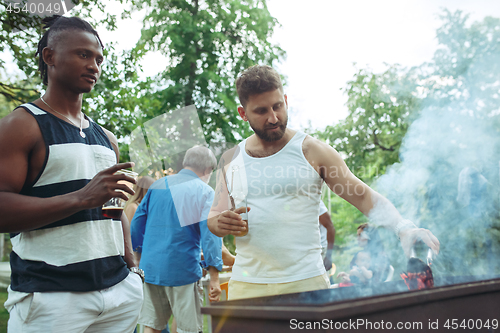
[{"xmin": 0, "ymin": 288, "xmax": 8, "ymax": 333}]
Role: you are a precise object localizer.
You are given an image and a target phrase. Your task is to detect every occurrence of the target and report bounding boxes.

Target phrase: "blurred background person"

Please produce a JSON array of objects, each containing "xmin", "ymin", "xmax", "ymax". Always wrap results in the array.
[
  {"xmin": 125, "ymin": 176, "xmax": 156, "ymax": 224},
  {"xmin": 319, "ymin": 201, "xmax": 336, "ymax": 275},
  {"xmin": 356, "ymin": 223, "xmax": 392, "ymax": 283},
  {"xmin": 337, "ymin": 250, "xmax": 374, "ymax": 285},
  {"xmin": 123, "ymin": 176, "xmax": 157, "ymax": 332},
  {"xmin": 131, "ymin": 146, "xmax": 222, "ymax": 333}
]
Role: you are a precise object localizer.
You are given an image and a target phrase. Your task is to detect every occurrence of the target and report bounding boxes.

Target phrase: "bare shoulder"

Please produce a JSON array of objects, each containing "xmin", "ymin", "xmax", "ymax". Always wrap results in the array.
[
  {"xmin": 101, "ymin": 126, "xmax": 119, "ymax": 161},
  {"xmin": 101, "ymin": 126, "xmax": 118, "ymax": 147},
  {"xmin": 302, "ymin": 134, "xmax": 337, "ymax": 159},
  {"xmin": 0, "ymin": 107, "xmax": 43, "ymax": 192},
  {"xmin": 0, "ymin": 107, "xmax": 41, "ymax": 148},
  {"xmin": 302, "ymin": 134, "xmax": 347, "ymax": 178},
  {"xmin": 218, "ymin": 145, "xmax": 241, "ymax": 171}
]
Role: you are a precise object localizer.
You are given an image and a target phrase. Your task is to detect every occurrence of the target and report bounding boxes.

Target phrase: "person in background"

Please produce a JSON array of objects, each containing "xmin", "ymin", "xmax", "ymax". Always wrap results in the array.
[
  {"xmin": 337, "ymin": 250, "xmax": 374, "ymax": 285},
  {"xmin": 131, "ymin": 146, "xmax": 222, "ymax": 333},
  {"xmin": 356, "ymin": 223, "xmax": 391, "ymax": 283},
  {"xmin": 123, "ymin": 176, "xmax": 160, "ymax": 333},
  {"xmin": 0, "ymin": 15, "xmax": 143, "ymax": 332},
  {"xmin": 319, "ymin": 201, "xmax": 335, "ymax": 273},
  {"xmin": 124, "ymin": 176, "xmax": 156, "ymax": 224}
]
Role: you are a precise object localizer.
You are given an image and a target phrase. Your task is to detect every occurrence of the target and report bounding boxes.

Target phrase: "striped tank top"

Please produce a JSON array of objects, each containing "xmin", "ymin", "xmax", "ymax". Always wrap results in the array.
[{"xmin": 9, "ymin": 103, "xmax": 129, "ymax": 293}]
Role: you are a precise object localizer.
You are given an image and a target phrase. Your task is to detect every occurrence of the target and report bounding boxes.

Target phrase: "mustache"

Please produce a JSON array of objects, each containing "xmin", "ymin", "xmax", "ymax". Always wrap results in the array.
[{"xmin": 265, "ymin": 122, "xmax": 284, "ymax": 129}]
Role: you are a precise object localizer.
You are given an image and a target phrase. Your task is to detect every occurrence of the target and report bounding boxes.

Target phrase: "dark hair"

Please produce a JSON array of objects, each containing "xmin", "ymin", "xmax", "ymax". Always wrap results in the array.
[
  {"xmin": 236, "ymin": 65, "xmax": 283, "ymax": 108},
  {"xmin": 35, "ymin": 15, "xmax": 104, "ymax": 85}
]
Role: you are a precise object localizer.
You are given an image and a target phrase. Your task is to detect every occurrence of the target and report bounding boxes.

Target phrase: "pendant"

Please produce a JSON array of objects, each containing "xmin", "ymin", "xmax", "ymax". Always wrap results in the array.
[{"xmin": 80, "ymin": 130, "xmax": 86, "ymax": 138}]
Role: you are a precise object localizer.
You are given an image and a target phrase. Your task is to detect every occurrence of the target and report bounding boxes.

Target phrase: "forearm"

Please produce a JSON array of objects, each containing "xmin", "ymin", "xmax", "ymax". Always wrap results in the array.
[
  {"xmin": 208, "ymin": 266, "xmax": 220, "ymax": 283},
  {"xmin": 0, "ymin": 191, "xmax": 84, "ymax": 233},
  {"xmin": 208, "ymin": 209, "xmax": 225, "ymax": 237},
  {"xmin": 350, "ymin": 187, "xmax": 405, "ymax": 233},
  {"xmin": 326, "ymin": 228, "xmax": 335, "ymax": 249},
  {"xmin": 121, "ymin": 213, "xmax": 137, "ymax": 268},
  {"xmin": 222, "ymin": 244, "xmax": 236, "ymax": 266}
]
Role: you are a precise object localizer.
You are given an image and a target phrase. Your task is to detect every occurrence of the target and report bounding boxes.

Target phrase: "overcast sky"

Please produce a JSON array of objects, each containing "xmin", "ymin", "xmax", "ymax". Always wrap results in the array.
[
  {"xmin": 96, "ymin": 0, "xmax": 500, "ymax": 130},
  {"xmin": 265, "ymin": 0, "xmax": 500, "ymax": 130}
]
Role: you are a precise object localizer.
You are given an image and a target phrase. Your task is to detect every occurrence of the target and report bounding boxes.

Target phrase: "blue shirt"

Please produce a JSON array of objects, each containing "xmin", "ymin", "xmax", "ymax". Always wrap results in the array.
[{"xmin": 131, "ymin": 169, "xmax": 222, "ymax": 287}]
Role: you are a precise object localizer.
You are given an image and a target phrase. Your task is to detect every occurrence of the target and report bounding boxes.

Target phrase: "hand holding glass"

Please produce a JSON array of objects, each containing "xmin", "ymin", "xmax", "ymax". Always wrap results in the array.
[
  {"xmin": 102, "ymin": 169, "xmax": 138, "ymax": 219},
  {"xmin": 230, "ymin": 166, "xmax": 248, "ymax": 237}
]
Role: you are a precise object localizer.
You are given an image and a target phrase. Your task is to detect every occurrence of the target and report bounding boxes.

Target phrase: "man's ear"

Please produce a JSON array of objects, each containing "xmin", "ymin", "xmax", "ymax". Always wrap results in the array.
[
  {"xmin": 237, "ymin": 106, "xmax": 248, "ymax": 122},
  {"xmin": 42, "ymin": 47, "xmax": 55, "ymax": 67}
]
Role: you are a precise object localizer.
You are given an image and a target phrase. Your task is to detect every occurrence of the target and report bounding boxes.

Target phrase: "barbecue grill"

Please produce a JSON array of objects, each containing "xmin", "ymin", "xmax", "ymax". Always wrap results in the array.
[{"xmin": 202, "ymin": 276, "xmax": 500, "ymax": 332}]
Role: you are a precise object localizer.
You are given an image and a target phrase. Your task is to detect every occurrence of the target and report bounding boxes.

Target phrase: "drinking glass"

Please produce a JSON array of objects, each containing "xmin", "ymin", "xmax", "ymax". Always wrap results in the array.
[
  {"xmin": 230, "ymin": 165, "xmax": 248, "ymax": 237},
  {"xmin": 102, "ymin": 169, "xmax": 138, "ymax": 219}
]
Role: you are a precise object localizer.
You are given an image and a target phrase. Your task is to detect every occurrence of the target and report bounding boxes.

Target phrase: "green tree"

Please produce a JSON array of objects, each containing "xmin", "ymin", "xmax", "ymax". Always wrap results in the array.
[
  {"xmin": 317, "ymin": 65, "xmax": 421, "ymax": 182},
  {"xmin": 2, "ymin": 0, "xmax": 285, "ymax": 167},
  {"xmin": 130, "ymin": 0, "xmax": 285, "ymax": 144},
  {"xmin": 410, "ymin": 10, "xmax": 500, "ymax": 276},
  {"xmin": 319, "ymin": 10, "xmax": 500, "ymax": 278},
  {"xmin": 316, "ymin": 65, "xmax": 421, "ymax": 269},
  {"xmin": 0, "ymin": 0, "xmax": 126, "ymax": 103}
]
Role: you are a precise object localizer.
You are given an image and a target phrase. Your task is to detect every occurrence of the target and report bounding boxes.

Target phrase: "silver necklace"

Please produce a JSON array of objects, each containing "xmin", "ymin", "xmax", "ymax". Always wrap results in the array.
[{"xmin": 40, "ymin": 96, "xmax": 86, "ymax": 138}]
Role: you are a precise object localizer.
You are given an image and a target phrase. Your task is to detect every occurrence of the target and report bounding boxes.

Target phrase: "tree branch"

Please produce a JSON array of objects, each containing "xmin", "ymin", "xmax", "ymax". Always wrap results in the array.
[{"xmin": 372, "ymin": 130, "xmax": 395, "ymax": 151}]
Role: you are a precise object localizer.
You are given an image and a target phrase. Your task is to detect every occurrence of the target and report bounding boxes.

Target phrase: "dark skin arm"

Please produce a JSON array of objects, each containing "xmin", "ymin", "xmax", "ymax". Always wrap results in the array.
[
  {"xmin": 319, "ymin": 211, "xmax": 335, "ymax": 269},
  {"xmin": 103, "ymin": 127, "xmax": 138, "ymax": 269},
  {"xmin": 319, "ymin": 211, "xmax": 335, "ymax": 250},
  {"xmin": 0, "ymin": 108, "xmax": 136, "ymax": 235}
]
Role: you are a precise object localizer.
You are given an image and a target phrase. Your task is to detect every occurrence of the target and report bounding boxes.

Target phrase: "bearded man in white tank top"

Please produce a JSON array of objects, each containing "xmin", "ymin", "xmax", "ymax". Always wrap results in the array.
[{"xmin": 208, "ymin": 65, "xmax": 440, "ymax": 300}]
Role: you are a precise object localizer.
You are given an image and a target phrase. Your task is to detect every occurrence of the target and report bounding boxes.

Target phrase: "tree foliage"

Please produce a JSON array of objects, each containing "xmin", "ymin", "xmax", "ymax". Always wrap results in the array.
[
  {"xmin": 130, "ymin": 0, "xmax": 285, "ymax": 144},
  {"xmin": 318, "ymin": 65, "xmax": 421, "ymax": 182},
  {"xmin": 0, "ymin": 0, "xmax": 125, "ymax": 102},
  {"xmin": 319, "ymin": 10, "xmax": 500, "ymax": 278},
  {"xmin": 1, "ymin": 0, "xmax": 285, "ymax": 165}
]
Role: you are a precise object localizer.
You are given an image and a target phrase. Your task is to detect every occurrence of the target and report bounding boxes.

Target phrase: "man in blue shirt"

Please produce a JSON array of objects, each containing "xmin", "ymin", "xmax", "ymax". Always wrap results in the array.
[{"xmin": 131, "ymin": 146, "xmax": 223, "ymax": 333}]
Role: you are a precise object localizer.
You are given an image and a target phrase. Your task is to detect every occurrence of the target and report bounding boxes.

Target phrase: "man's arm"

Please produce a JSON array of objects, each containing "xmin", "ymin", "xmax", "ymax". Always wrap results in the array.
[
  {"xmin": 103, "ymin": 128, "xmax": 138, "ymax": 269},
  {"xmin": 201, "ymin": 206, "xmax": 223, "ymax": 302},
  {"xmin": 319, "ymin": 211, "xmax": 335, "ymax": 268},
  {"xmin": 207, "ymin": 266, "xmax": 221, "ymax": 302},
  {"xmin": 319, "ymin": 211, "xmax": 335, "ymax": 250},
  {"xmin": 305, "ymin": 136, "xmax": 440, "ymax": 257},
  {"xmin": 130, "ymin": 191, "xmax": 149, "ymax": 257},
  {"xmin": 121, "ymin": 213, "xmax": 138, "ymax": 268},
  {"xmin": 0, "ymin": 110, "xmax": 135, "ymax": 233},
  {"xmin": 207, "ymin": 148, "xmax": 248, "ymax": 237},
  {"xmin": 222, "ymin": 243, "xmax": 236, "ymax": 267}
]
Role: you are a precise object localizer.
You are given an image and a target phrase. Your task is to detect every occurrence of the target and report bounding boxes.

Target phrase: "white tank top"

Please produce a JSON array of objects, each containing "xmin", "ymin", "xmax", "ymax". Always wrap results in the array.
[{"xmin": 228, "ymin": 131, "xmax": 326, "ymax": 283}]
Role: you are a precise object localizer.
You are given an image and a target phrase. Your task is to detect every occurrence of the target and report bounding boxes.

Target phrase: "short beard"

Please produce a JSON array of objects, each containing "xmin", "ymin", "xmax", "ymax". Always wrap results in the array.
[{"xmin": 251, "ymin": 118, "xmax": 288, "ymax": 142}]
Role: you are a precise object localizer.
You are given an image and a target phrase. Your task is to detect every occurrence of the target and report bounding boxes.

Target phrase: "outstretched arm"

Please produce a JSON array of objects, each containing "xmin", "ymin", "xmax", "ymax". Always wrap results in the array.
[{"xmin": 305, "ymin": 136, "xmax": 440, "ymax": 257}]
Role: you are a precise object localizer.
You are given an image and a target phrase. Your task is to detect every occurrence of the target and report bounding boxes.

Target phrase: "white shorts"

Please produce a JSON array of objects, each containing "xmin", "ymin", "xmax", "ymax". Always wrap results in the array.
[
  {"xmin": 6, "ymin": 272, "xmax": 143, "ymax": 333},
  {"xmin": 139, "ymin": 281, "xmax": 203, "ymax": 333}
]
